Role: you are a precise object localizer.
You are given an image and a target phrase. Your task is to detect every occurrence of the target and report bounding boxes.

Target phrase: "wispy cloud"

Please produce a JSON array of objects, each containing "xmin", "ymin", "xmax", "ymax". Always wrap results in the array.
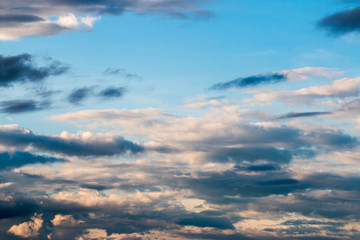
[
  {"xmin": 0, "ymin": 100, "xmax": 51, "ymax": 114},
  {"xmin": 210, "ymin": 67, "xmax": 342, "ymax": 90}
]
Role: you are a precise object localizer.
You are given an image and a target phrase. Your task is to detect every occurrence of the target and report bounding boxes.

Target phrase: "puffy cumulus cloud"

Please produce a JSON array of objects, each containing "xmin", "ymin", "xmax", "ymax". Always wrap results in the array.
[
  {"xmin": 0, "ymin": 124, "xmax": 144, "ymax": 156},
  {"xmin": 7, "ymin": 213, "xmax": 43, "ymax": 238},
  {"xmin": 50, "ymin": 106, "xmax": 358, "ymax": 157},
  {"xmin": 0, "ymin": 0, "xmax": 213, "ymax": 40},
  {"xmin": 2, "ymin": 85, "xmax": 360, "ymax": 240},
  {"xmin": 51, "ymin": 214, "xmax": 83, "ymax": 227},
  {"xmin": 210, "ymin": 67, "xmax": 342, "ymax": 90}
]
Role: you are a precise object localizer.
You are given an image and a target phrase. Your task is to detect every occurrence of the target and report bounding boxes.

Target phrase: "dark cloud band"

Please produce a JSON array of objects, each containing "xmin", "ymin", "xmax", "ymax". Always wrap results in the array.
[
  {"xmin": 318, "ymin": 6, "xmax": 360, "ymax": 35},
  {"xmin": 210, "ymin": 73, "xmax": 287, "ymax": 90}
]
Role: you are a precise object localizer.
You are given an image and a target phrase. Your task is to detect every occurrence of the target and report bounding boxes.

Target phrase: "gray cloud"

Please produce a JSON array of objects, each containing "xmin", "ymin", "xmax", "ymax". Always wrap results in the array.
[
  {"xmin": 98, "ymin": 86, "xmax": 125, "ymax": 99},
  {"xmin": 210, "ymin": 147, "xmax": 294, "ymax": 164},
  {"xmin": 0, "ymin": 100, "xmax": 51, "ymax": 114},
  {"xmin": 0, "ymin": 14, "xmax": 44, "ymax": 26},
  {"xmin": 318, "ymin": 6, "xmax": 360, "ymax": 35},
  {"xmin": 0, "ymin": 54, "xmax": 68, "ymax": 87},
  {"xmin": 276, "ymin": 111, "xmax": 332, "ymax": 119},
  {"xmin": 0, "ymin": 151, "xmax": 66, "ymax": 170},
  {"xmin": 177, "ymin": 214, "xmax": 234, "ymax": 229},
  {"xmin": 0, "ymin": 125, "xmax": 144, "ymax": 156},
  {"xmin": 67, "ymin": 87, "xmax": 93, "ymax": 105},
  {"xmin": 210, "ymin": 73, "xmax": 287, "ymax": 90}
]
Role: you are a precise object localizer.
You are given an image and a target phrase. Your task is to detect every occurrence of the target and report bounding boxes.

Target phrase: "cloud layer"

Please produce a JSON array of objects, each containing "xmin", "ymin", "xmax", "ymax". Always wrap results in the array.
[{"xmin": 0, "ymin": 0, "xmax": 213, "ymax": 40}]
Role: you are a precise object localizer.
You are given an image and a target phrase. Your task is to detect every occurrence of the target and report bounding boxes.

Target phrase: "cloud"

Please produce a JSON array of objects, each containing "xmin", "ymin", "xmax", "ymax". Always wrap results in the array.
[
  {"xmin": 67, "ymin": 86, "xmax": 126, "ymax": 104},
  {"xmin": 0, "ymin": 151, "xmax": 66, "ymax": 170},
  {"xmin": 244, "ymin": 164, "xmax": 280, "ymax": 172},
  {"xmin": 49, "ymin": 106, "xmax": 357, "ymax": 154},
  {"xmin": 210, "ymin": 147, "xmax": 294, "ymax": 164},
  {"xmin": 177, "ymin": 214, "xmax": 234, "ymax": 229},
  {"xmin": 0, "ymin": 124, "xmax": 144, "ymax": 156},
  {"xmin": 276, "ymin": 111, "xmax": 332, "ymax": 119},
  {"xmin": 8, "ymin": 213, "xmax": 43, "ymax": 238},
  {"xmin": 0, "ymin": 198, "xmax": 39, "ymax": 220},
  {"xmin": 104, "ymin": 68, "xmax": 142, "ymax": 80},
  {"xmin": 4, "ymin": 102, "xmax": 360, "ymax": 239},
  {"xmin": 0, "ymin": 54, "xmax": 68, "ymax": 87},
  {"xmin": 211, "ymin": 73, "xmax": 287, "ymax": 90},
  {"xmin": 98, "ymin": 86, "xmax": 125, "ymax": 99},
  {"xmin": 0, "ymin": 14, "xmax": 44, "ymax": 24},
  {"xmin": 210, "ymin": 67, "xmax": 342, "ymax": 90},
  {"xmin": 67, "ymin": 87, "xmax": 93, "ymax": 105},
  {"xmin": 251, "ymin": 77, "xmax": 360, "ymax": 103},
  {"xmin": 0, "ymin": 0, "xmax": 213, "ymax": 40},
  {"xmin": 0, "ymin": 99, "xmax": 51, "ymax": 114},
  {"xmin": 318, "ymin": 6, "xmax": 360, "ymax": 35},
  {"xmin": 49, "ymin": 108, "xmax": 175, "ymax": 129},
  {"xmin": 51, "ymin": 214, "xmax": 83, "ymax": 227},
  {"xmin": 181, "ymin": 99, "xmax": 233, "ymax": 109}
]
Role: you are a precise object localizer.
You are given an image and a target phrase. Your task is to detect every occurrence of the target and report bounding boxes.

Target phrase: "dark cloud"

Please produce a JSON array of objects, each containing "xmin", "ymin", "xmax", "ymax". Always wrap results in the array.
[
  {"xmin": 244, "ymin": 164, "xmax": 281, "ymax": 172},
  {"xmin": 0, "ymin": 0, "xmax": 214, "ymax": 40},
  {"xmin": 257, "ymin": 178, "xmax": 299, "ymax": 186},
  {"xmin": 318, "ymin": 6, "xmax": 360, "ymax": 35},
  {"xmin": 0, "ymin": 151, "xmax": 66, "ymax": 170},
  {"xmin": 0, "ymin": 54, "xmax": 68, "ymax": 87},
  {"xmin": 277, "ymin": 111, "xmax": 332, "ymax": 119},
  {"xmin": 0, "ymin": 198, "xmax": 39, "ymax": 219},
  {"xmin": 307, "ymin": 129, "xmax": 358, "ymax": 150},
  {"xmin": 177, "ymin": 214, "xmax": 234, "ymax": 229},
  {"xmin": 0, "ymin": 100, "xmax": 51, "ymax": 114},
  {"xmin": 210, "ymin": 147, "xmax": 293, "ymax": 164},
  {"xmin": 0, "ymin": 126, "xmax": 144, "ymax": 156},
  {"xmin": 179, "ymin": 170, "xmax": 308, "ymax": 199},
  {"xmin": 210, "ymin": 73, "xmax": 287, "ymax": 90},
  {"xmin": 98, "ymin": 86, "xmax": 125, "ymax": 99},
  {"xmin": 67, "ymin": 87, "xmax": 92, "ymax": 105},
  {"xmin": 80, "ymin": 183, "xmax": 110, "ymax": 191},
  {"xmin": 0, "ymin": 14, "xmax": 44, "ymax": 24}
]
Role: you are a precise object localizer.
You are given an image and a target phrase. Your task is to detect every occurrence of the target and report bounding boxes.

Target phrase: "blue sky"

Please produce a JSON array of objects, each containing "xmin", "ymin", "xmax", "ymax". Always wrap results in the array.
[{"xmin": 1, "ymin": 0, "xmax": 360, "ymax": 239}]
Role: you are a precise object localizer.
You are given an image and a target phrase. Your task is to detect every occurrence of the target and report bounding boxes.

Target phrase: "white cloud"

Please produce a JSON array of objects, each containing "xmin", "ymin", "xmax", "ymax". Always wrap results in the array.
[
  {"xmin": 8, "ymin": 213, "xmax": 43, "ymax": 238},
  {"xmin": 250, "ymin": 77, "xmax": 360, "ymax": 103},
  {"xmin": 81, "ymin": 16, "xmax": 102, "ymax": 28},
  {"xmin": 51, "ymin": 214, "xmax": 83, "ymax": 227},
  {"xmin": 280, "ymin": 67, "xmax": 343, "ymax": 81},
  {"xmin": 56, "ymin": 14, "xmax": 79, "ymax": 28},
  {"xmin": 181, "ymin": 99, "xmax": 235, "ymax": 109}
]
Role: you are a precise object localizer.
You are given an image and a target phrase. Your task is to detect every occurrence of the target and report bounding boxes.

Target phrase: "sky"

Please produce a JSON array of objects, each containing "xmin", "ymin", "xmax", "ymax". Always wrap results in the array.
[{"xmin": 1, "ymin": 0, "xmax": 360, "ymax": 239}]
